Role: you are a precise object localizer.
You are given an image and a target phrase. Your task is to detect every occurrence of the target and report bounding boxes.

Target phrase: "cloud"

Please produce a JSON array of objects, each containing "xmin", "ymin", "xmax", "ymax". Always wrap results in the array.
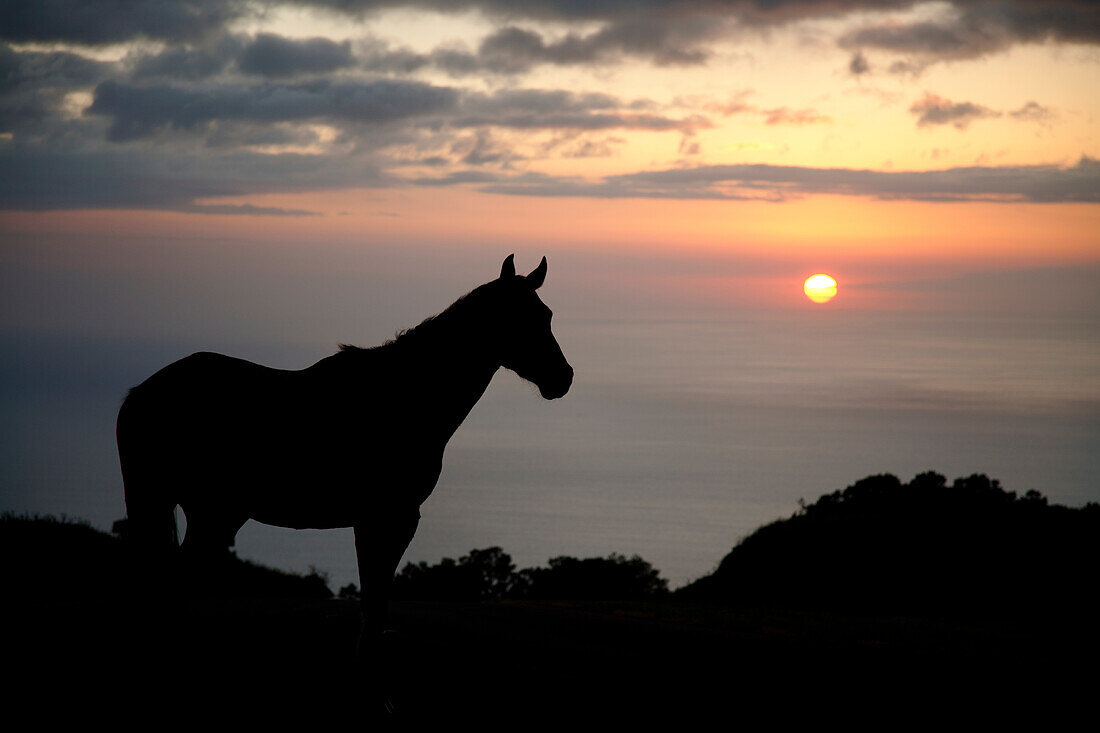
[
  {"xmin": 129, "ymin": 32, "xmax": 398, "ymax": 82},
  {"xmin": 5, "ymin": 139, "xmax": 1096, "ymax": 214},
  {"xmin": 0, "ymin": 45, "xmax": 114, "ymax": 133},
  {"xmin": 0, "ymin": 0, "xmax": 246, "ymax": 45},
  {"xmin": 451, "ymin": 110, "xmax": 707, "ymax": 133},
  {"xmin": 452, "ymin": 88, "xmax": 709, "ymax": 132},
  {"xmin": 238, "ymin": 33, "xmax": 356, "ymax": 78},
  {"xmin": 841, "ymin": 19, "xmax": 1001, "ymax": 62},
  {"xmin": 474, "ymin": 17, "xmax": 724, "ymax": 71},
  {"xmin": 1009, "ymin": 101, "xmax": 1056, "ymax": 124},
  {"xmin": 291, "ymin": 0, "xmax": 695, "ymax": 23},
  {"xmin": 455, "ymin": 111, "xmax": 708, "ymax": 133},
  {"xmin": 129, "ymin": 32, "xmax": 409, "ymax": 81},
  {"xmin": 293, "ymin": 1, "xmax": 1096, "ymax": 79},
  {"xmin": 3, "ymin": 32, "xmax": 715, "ymax": 211},
  {"xmin": 839, "ymin": 1, "xmax": 1100, "ymax": 70},
  {"xmin": 2, "ymin": 2, "xmax": 1095, "ymax": 217},
  {"xmin": 690, "ymin": 92, "xmax": 828, "ymax": 127},
  {"xmin": 175, "ymin": 202, "xmax": 320, "ymax": 216},
  {"xmin": 848, "ymin": 50, "xmax": 870, "ymax": 76},
  {"xmin": 564, "ymin": 137, "xmax": 626, "ymax": 158},
  {"xmin": 7, "ymin": 1, "xmax": 1100, "ymax": 59},
  {"xmin": 345, "ymin": 18, "xmax": 723, "ymax": 79},
  {"xmin": 3, "ymin": 66, "xmax": 710, "ymax": 213},
  {"xmin": 0, "ymin": 45, "xmax": 108, "ymax": 92},
  {"xmin": 472, "ymin": 157, "xmax": 1100, "ymax": 204},
  {"xmin": 355, "ymin": 37, "xmax": 434, "ymax": 74},
  {"xmin": 86, "ymin": 71, "xmax": 704, "ymax": 143},
  {"xmin": 681, "ymin": 90, "xmax": 830, "ymax": 127},
  {"xmin": 909, "ymin": 96, "xmax": 1057, "ymax": 133},
  {"xmin": 129, "ymin": 35, "xmax": 243, "ymax": 81},
  {"xmin": 410, "ymin": 169, "xmax": 506, "ymax": 186},
  {"xmin": 698, "ymin": 89, "xmax": 755, "ymax": 116},
  {"xmin": 450, "ymin": 129, "xmax": 524, "ymax": 166},
  {"xmin": 202, "ymin": 122, "xmax": 324, "ymax": 150},
  {"xmin": 468, "ymin": 88, "xmax": 620, "ymax": 115},
  {"xmin": 762, "ymin": 107, "xmax": 831, "ymax": 125},
  {"xmin": 0, "ymin": 141, "xmax": 383, "ymax": 213},
  {"xmin": 284, "ymin": 1, "xmax": 938, "ymax": 27},
  {"xmin": 538, "ymin": 132, "xmax": 626, "ymax": 159},
  {"xmin": 909, "ymin": 93, "xmax": 1000, "ymax": 129},
  {"xmin": 87, "ymin": 78, "xmax": 461, "ymax": 141},
  {"xmin": 678, "ymin": 136, "xmax": 701, "ymax": 156}
]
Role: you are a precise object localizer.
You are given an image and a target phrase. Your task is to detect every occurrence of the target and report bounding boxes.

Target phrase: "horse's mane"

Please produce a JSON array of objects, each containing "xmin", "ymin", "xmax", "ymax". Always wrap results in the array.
[{"xmin": 336, "ymin": 284, "xmax": 490, "ymax": 356}]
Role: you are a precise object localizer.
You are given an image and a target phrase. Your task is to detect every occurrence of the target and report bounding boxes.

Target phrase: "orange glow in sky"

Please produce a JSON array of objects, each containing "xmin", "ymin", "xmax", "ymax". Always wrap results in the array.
[{"xmin": 0, "ymin": 1, "xmax": 1097, "ymax": 316}]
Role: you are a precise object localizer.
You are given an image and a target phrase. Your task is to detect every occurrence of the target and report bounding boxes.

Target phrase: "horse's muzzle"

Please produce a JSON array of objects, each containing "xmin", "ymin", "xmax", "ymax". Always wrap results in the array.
[{"xmin": 539, "ymin": 365, "xmax": 573, "ymax": 400}]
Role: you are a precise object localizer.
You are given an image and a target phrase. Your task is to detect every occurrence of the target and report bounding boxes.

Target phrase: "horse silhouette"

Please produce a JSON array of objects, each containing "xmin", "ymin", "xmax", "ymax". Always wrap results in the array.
[{"xmin": 117, "ymin": 254, "xmax": 572, "ymax": 649}]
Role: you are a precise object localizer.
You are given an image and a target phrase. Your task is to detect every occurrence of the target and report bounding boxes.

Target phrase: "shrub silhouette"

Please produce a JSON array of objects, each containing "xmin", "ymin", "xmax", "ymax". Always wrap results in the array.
[
  {"xmin": 512, "ymin": 554, "xmax": 669, "ymax": 600},
  {"xmin": 392, "ymin": 548, "xmax": 668, "ymax": 601},
  {"xmin": 677, "ymin": 472, "xmax": 1100, "ymax": 615},
  {"xmin": 392, "ymin": 546, "xmax": 517, "ymax": 601}
]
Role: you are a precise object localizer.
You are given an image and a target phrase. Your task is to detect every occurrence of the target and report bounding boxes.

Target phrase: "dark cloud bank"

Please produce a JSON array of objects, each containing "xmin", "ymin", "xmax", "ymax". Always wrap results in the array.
[
  {"xmin": 88, "ymin": 78, "xmax": 461, "ymax": 141},
  {"xmin": 0, "ymin": 143, "xmax": 381, "ymax": 215},
  {"xmin": 472, "ymin": 157, "xmax": 1100, "ymax": 204},
  {"xmin": 6, "ymin": 1, "xmax": 1098, "ymax": 64},
  {"xmin": 839, "ymin": 0, "xmax": 1100, "ymax": 71},
  {"xmin": 0, "ymin": 1, "xmax": 1097, "ymax": 213}
]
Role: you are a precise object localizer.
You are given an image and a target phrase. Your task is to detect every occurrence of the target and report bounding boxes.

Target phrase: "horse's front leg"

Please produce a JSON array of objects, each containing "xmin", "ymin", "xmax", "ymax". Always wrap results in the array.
[{"xmin": 353, "ymin": 508, "xmax": 420, "ymax": 657}]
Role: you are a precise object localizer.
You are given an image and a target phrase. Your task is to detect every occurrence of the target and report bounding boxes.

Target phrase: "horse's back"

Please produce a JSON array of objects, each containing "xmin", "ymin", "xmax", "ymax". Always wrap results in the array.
[
  {"xmin": 118, "ymin": 352, "xmax": 298, "ymax": 474},
  {"xmin": 127, "ymin": 351, "xmax": 286, "ymax": 402},
  {"xmin": 118, "ymin": 350, "xmax": 399, "ymax": 526},
  {"xmin": 118, "ymin": 347, "xmax": 447, "ymax": 531},
  {"xmin": 117, "ymin": 352, "xmax": 286, "ymax": 547}
]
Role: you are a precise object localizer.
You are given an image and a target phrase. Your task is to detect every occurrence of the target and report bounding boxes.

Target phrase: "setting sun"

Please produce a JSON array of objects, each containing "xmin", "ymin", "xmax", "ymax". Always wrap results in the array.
[{"xmin": 804, "ymin": 275, "xmax": 838, "ymax": 304}]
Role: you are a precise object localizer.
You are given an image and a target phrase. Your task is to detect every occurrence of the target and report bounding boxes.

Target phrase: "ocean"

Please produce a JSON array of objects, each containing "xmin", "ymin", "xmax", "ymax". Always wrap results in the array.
[{"xmin": 3, "ymin": 304, "xmax": 1096, "ymax": 592}]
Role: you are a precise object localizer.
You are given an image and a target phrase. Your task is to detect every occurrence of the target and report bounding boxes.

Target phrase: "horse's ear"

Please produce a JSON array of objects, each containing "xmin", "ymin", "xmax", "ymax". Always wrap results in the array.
[
  {"xmin": 500, "ymin": 254, "xmax": 516, "ymax": 279},
  {"xmin": 526, "ymin": 256, "xmax": 547, "ymax": 289}
]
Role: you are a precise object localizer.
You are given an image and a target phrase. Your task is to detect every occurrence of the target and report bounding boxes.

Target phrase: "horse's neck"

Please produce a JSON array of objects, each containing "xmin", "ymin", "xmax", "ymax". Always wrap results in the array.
[{"xmin": 400, "ymin": 319, "xmax": 499, "ymax": 441}]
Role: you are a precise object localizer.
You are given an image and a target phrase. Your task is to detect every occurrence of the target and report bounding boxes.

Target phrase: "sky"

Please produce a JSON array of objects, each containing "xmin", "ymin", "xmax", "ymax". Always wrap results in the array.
[{"xmin": 1, "ymin": 1, "xmax": 1098, "ymax": 588}]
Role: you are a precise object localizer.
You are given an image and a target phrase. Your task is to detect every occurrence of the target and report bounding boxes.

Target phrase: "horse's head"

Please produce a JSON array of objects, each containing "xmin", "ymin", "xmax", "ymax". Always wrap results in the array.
[{"xmin": 492, "ymin": 254, "xmax": 573, "ymax": 400}]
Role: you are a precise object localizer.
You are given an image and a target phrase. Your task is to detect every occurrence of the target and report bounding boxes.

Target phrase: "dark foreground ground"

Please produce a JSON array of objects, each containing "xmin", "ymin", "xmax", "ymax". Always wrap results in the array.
[
  {"xmin": 8, "ymin": 591, "xmax": 1095, "ymax": 727},
  {"xmin": 5, "ymin": 512, "xmax": 1095, "ymax": 726}
]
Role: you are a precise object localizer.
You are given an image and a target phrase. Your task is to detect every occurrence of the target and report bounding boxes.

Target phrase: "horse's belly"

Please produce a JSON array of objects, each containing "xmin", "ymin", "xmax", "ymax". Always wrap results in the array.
[
  {"xmin": 179, "ymin": 424, "xmax": 442, "ymax": 529},
  {"xmin": 242, "ymin": 457, "xmax": 439, "ymax": 529},
  {"xmin": 243, "ymin": 466, "xmax": 367, "ymax": 530},
  {"xmin": 249, "ymin": 506, "xmax": 352, "ymax": 530}
]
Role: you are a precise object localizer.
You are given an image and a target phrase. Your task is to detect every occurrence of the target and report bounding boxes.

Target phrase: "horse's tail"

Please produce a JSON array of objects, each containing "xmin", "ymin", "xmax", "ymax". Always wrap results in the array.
[{"xmin": 117, "ymin": 388, "xmax": 179, "ymax": 556}]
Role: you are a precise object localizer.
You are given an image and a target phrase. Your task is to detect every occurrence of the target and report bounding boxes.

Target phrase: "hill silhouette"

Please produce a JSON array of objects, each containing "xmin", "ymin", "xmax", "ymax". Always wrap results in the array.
[
  {"xmin": 677, "ymin": 472, "xmax": 1100, "ymax": 616},
  {"xmin": 4, "ymin": 473, "xmax": 1098, "ymax": 723},
  {"xmin": 1, "ymin": 512, "xmax": 333, "ymax": 600}
]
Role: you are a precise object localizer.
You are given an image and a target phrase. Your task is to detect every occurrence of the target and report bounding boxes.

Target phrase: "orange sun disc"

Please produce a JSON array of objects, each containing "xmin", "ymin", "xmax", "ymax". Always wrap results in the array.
[{"xmin": 804, "ymin": 274, "xmax": 837, "ymax": 304}]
